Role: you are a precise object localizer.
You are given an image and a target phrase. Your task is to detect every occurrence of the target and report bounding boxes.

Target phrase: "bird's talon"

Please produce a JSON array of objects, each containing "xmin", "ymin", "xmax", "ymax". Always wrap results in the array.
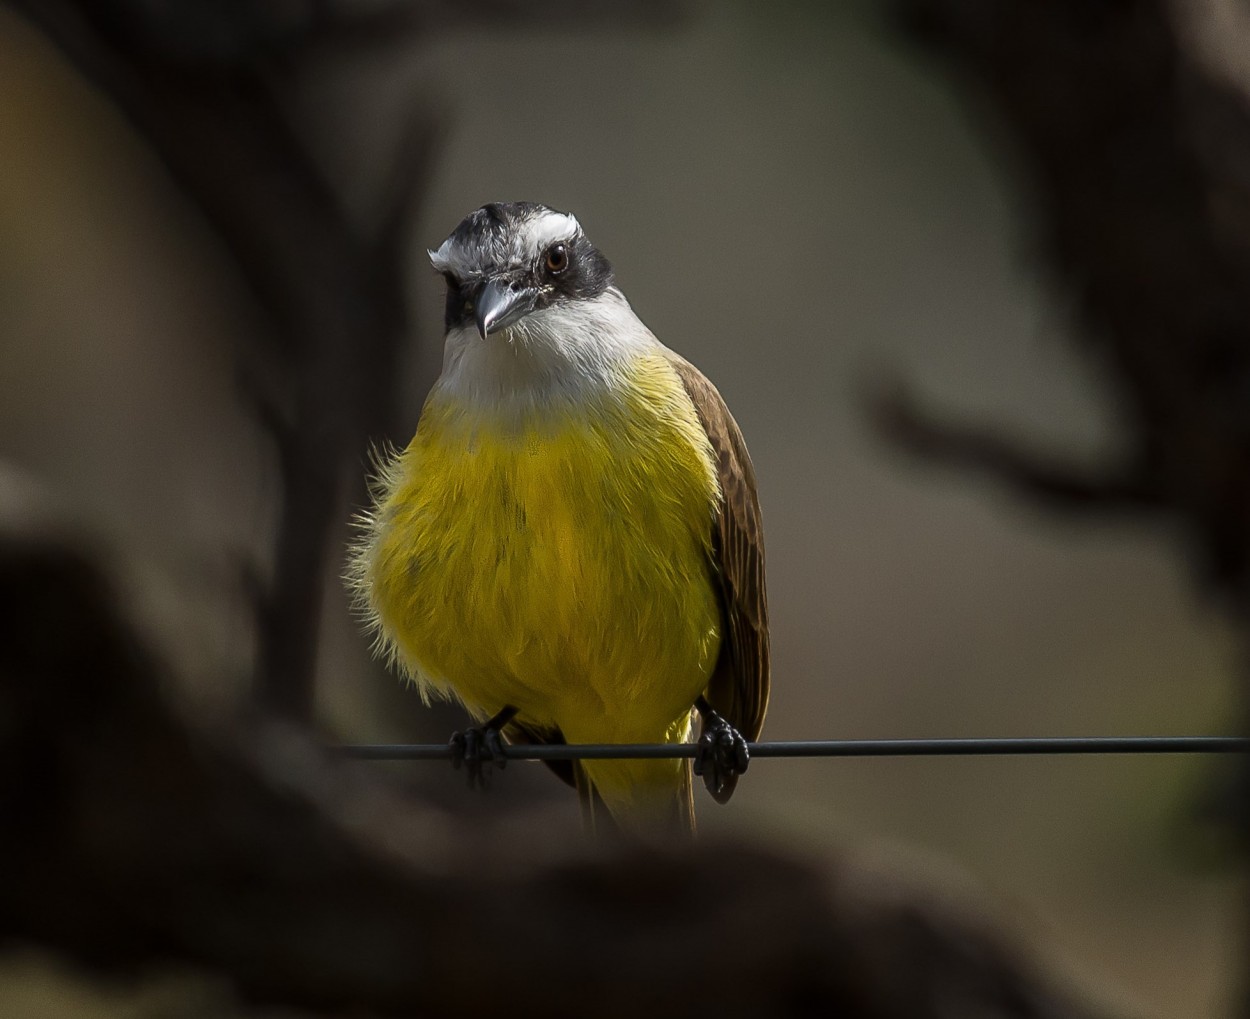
[
  {"xmin": 448, "ymin": 706, "xmax": 517, "ymax": 789},
  {"xmin": 448, "ymin": 726, "xmax": 495, "ymax": 788},
  {"xmin": 733, "ymin": 737, "xmax": 750, "ymax": 774},
  {"xmin": 484, "ymin": 727, "xmax": 508, "ymax": 770},
  {"xmin": 448, "ymin": 731, "xmax": 466, "ymax": 771},
  {"xmin": 694, "ymin": 703, "xmax": 750, "ymax": 803}
]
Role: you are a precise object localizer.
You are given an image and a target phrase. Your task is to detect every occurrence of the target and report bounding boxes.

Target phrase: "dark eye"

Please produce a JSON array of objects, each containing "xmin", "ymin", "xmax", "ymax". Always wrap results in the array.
[{"xmin": 545, "ymin": 244, "xmax": 569, "ymax": 274}]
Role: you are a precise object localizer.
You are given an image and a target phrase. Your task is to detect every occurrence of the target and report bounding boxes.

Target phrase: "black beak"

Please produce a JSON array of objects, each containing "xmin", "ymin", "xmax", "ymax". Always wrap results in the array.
[{"xmin": 475, "ymin": 278, "xmax": 539, "ymax": 338}]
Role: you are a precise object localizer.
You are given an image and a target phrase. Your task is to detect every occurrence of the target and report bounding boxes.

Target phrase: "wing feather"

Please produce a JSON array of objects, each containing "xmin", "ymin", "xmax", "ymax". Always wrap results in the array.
[{"xmin": 666, "ymin": 353, "xmax": 770, "ymax": 743}]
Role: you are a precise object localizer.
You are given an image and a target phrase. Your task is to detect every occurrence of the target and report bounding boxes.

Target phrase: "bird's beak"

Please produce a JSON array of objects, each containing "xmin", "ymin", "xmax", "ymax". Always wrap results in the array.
[{"xmin": 475, "ymin": 277, "xmax": 539, "ymax": 339}]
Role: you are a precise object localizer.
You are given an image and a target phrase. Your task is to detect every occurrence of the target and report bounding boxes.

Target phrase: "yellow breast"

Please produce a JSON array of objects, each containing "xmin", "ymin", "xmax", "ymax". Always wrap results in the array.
[{"xmin": 359, "ymin": 351, "xmax": 723, "ymax": 747}]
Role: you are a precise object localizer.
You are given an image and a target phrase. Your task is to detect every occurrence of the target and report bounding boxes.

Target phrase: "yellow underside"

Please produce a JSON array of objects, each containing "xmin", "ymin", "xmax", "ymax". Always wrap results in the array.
[{"xmin": 361, "ymin": 351, "xmax": 722, "ymax": 822}]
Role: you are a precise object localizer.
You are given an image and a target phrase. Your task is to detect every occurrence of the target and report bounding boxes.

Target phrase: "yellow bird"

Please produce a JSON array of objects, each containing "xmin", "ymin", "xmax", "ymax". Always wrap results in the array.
[{"xmin": 351, "ymin": 202, "xmax": 768, "ymax": 833}]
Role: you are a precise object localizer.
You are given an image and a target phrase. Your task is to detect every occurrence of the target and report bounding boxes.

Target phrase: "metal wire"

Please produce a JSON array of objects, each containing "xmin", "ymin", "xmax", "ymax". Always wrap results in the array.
[{"xmin": 341, "ymin": 735, "xmax": 1250, "ymax": 762}]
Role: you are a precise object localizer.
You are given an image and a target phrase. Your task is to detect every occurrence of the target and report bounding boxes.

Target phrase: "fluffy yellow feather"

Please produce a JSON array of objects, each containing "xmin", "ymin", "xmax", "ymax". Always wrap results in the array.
[{"xmin": 353, "ymin": 350, "xmax": 723, "ymax": 825}]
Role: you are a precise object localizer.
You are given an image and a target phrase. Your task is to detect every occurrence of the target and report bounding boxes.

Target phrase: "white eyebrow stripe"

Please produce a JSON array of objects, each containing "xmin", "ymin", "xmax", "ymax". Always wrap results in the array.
[
  {"xmin": 513, "ymin": 211, "xmax": 581, "ymax": 261},
  {"xmin": 426, "ymin": 207, "xmax": 583, "ymax": 280}
]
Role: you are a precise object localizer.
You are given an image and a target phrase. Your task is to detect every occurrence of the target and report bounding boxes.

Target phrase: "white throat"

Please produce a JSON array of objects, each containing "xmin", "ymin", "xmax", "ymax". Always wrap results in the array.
[{"xmin": 433, "ymin": 287, "xmax": 658, "ymax": 418}]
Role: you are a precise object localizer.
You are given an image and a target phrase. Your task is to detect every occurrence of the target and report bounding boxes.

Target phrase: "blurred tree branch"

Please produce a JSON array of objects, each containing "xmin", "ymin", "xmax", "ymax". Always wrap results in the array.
[
  {"xmin": 890, "ymin": 0, "xmax": 1250, "ymax": 594},
  {"xmin": 870, "ymin": 383, "xmax": 1163, "ymax": 512},
  {"xmin": 888, "ymin": 0, "xmax": 1250, "ymax": 1010},
  {"xmin": 5, "ymin": 0, "xmax": 429, "ymax": 719},
  {"xmin": 0, "ymin": 515, "xmax": 1116, "ymax": 1018}
]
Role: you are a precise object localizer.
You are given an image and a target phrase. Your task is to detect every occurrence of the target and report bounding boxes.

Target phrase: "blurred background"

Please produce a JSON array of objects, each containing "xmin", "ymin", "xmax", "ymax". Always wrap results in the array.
[{"xmin": 0, "ymin": 1, "xmax": 1243, "ymax": 1016}]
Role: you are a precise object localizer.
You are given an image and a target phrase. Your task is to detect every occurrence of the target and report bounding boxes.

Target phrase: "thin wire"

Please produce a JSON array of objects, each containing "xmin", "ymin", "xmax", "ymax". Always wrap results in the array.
[{"xmin": 340, "ymin": 736, "xmax": 1250, "ymax": 761}]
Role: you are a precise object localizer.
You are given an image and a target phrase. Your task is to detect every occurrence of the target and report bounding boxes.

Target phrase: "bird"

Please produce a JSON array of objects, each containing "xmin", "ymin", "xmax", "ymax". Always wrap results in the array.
[{"xmin": 350, "ymin": 202, "xmax": 768, "ymax": 834}]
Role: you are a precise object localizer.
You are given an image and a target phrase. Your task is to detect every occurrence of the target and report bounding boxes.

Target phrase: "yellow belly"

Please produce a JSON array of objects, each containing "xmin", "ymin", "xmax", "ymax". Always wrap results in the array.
[{"xmin": 360, "ymin": 352, "xmax": 722, "ymax": 806}]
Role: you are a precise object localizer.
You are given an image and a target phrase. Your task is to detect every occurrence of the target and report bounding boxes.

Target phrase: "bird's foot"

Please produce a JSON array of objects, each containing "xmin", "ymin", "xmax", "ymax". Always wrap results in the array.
[
  {"xmin": 693, "ymin": 696, "xmax": 750, "ymax": 803},
  {"xmin": 449, "ymin": 705, "xmax": 518, "ymax": 789}
]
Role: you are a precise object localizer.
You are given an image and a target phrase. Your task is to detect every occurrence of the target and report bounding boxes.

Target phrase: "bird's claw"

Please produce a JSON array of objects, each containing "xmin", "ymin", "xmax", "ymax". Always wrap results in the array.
[
  {"xmin": 449, "ymin": 707, "xmax": 516, "ymax": 789},
  {"xmin": 693, "ymin": 705, "xmax": 750, "ymax": 803}
]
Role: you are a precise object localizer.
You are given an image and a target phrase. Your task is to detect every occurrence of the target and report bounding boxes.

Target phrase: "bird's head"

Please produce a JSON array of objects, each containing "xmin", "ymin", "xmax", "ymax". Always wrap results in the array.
[{"xmin": 429, "ymin": 202, "xmax": 615, "ymax": 340}]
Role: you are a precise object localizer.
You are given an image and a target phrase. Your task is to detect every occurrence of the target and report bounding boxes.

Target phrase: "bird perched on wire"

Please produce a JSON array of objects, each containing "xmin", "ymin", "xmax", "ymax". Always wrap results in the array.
[{"xmin": 351, "ymin": 202, "xmax": 768, "ymax": 834}]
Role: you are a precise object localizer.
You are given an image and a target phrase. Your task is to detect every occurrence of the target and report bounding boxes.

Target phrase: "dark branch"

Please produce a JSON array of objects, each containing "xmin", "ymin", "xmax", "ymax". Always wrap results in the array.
[
  {"xmin": 894, "ymin": 0, "xmax": 1250, "ymax": 590},
  {"xmin": 870, "ymin": 385, "xmax": 1162, "ymax": 512},
  {"xmin": 0, "ymin": 522, "xmax": 1118, "ymax": 1019}
]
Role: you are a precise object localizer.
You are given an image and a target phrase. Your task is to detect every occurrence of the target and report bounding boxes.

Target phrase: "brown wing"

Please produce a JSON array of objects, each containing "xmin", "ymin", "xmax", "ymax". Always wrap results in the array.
[{"xmin": 666, "ymin": 352, "xmax": 770, "ymax": 743}]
